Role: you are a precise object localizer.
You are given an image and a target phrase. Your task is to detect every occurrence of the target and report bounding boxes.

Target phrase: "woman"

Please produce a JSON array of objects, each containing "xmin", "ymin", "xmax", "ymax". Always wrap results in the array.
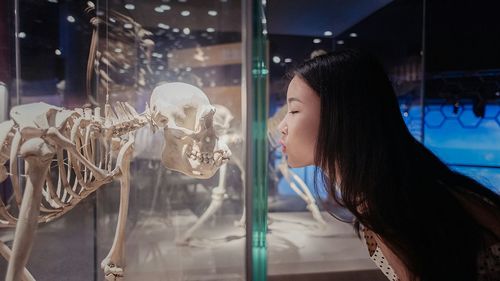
[{"xmin": 277, "ymin": 49, "xmax": 500, "ymax": 281}]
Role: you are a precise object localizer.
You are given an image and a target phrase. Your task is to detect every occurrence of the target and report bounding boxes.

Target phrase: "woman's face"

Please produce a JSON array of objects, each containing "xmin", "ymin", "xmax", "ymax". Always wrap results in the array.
[{"xmin": 278, "ymin": 76, "xmax": 321, "ymax": 168}]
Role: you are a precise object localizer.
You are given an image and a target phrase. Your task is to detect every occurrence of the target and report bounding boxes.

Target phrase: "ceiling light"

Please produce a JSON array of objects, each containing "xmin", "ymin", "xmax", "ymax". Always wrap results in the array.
[
  {"xmin": 349, "ymin": 32, "xmax": 357, "ymax": 37},
  {"xmin": 158, "ymin": 23, "xmax": 170, "ymax": 29},
  {"xmin": 173, "ymin": 28, "xmax": 180, "ymax": 33},
  {"xmin": 181, "ymin": 10, "xmax": 190, "ymax": 16},
  {"xmin": 323, "ymin": 31, "xmax": 333, "ymax": 36},
  {"xmin": 183, "ymin": 28, "xmax": 190, "ymax": 35},
  {"xmin": 208, "ymin": 10, "xmax": 218, "ymax": 16},
  {"xmin": 152, "ymin": 52, "xmax": 163, "ymax": 58},
  {"xmin": 55, "ymin": 49, "xmax": 61, "ymax": 55},
  {"xmin": 67, "ymin": 16, "xmax": 75, "ymax": 23},
  {"xmin": 337, "ymin": 40, "xmax": 344, "ymax": 45},
  {"xmin": 154, "ymin": 7, "xmax": 164, "ymax": 13},
  {"xmin": 206, "ymin": 27, "xmax": 215, "ymax": 33},
  {"xmin": 124, "ymin": 23, "xmax": 133, "ymax": 29},
  {"xmin": 160, "ymin": 5, "xmax": 171, "ymax": 10},
  {"xmin": 18, "ymin": 32, "xmax": 26, "ymax": 38},
  {"xmin": 284, "ymin": 58, "xmax": 292, "ymax": 63},
  {"xmin": 272, "ymin": 56, "xmax": 281, "ymax": 63},
  {"xmin": 313, "ymin": 38, "xmax": 321, "ymax": 44},
  {"xmin": 124, "ymin": 4, "xmax": 135, "ymax": 10}
]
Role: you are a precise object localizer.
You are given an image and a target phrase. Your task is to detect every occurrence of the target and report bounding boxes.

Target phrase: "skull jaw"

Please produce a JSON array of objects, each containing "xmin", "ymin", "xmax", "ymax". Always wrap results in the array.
[{"xmin": 161, "ymin": 138, "xmax": 228, "ymax": 180}]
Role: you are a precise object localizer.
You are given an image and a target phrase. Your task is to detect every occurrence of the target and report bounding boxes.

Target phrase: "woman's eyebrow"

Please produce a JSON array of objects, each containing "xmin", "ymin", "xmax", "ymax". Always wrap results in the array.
[{"xmin": 287, "ymin": 97, "xmax": 303, "ymax": 103}]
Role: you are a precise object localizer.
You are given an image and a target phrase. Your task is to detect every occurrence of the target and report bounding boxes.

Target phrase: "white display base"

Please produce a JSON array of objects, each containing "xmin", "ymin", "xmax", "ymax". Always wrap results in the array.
[
  {"xmin": 267, "ymin": 211, "xmax": 378, "ymax": 277},
  {"xmin": 116, "ymin": 211, "xmax": 377, "ymax": 281},
  {"xmin": 1, "ymin": 205, "xmax": 380, "ymax": 281},
  {"xmin": 115, "ymin": 210, "xmax": 246, "ymax": 281}
]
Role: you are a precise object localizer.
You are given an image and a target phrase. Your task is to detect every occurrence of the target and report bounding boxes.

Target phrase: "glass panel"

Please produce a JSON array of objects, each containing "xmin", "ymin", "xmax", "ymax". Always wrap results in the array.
[
  {"xmin": 0, "ymin": 0, "xmax": 248, "ymax": 280},
  {"xmin": 249, "ymin": 0, "xmax": 269, "ymax": 280},
  {"xmin": 424, "ymin": 1, "xmax": 500, "ymax": 197},
  {"xmin": 423, "ymin": 0, "xmax": 500, "ymax": 190},
  {"xmin": 266, "ymin": 1, "xmax": 423, "ymax": 280},
  {"xmin": 93, "ymin": 1, "xmax": 246, "ymax": 280},
  {"xmin": 1, "ymin": 1, "xmax": 97, "ymax": 280}
]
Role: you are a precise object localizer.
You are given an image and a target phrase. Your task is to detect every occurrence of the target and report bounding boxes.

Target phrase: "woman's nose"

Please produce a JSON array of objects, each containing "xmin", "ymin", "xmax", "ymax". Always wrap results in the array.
[{"xmin": 278, "ymin": 119, "xmax": 287, "ymax": 135}]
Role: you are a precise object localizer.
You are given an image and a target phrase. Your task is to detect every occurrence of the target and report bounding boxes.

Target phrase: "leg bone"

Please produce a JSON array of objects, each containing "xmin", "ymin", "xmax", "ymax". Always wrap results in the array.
[
  {"xmin": 177, "ymin": 163, "xmax": 228, "ymax": 245},
  {"xmin": 6, "ymin": 138, "xmax": 54, "ymax": 281}
]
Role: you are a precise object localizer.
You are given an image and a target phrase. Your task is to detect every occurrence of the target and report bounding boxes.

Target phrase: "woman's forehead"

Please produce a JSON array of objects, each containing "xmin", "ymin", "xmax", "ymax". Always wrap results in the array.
[{"xmin": 287, "ymin": 76, "xmax": 317, "ymax": 101}]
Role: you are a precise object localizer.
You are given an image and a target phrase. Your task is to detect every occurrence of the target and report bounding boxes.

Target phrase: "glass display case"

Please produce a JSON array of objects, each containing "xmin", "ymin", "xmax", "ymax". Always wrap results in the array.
[
  {"xmin": 0, "ymin": 0, "xmax": 266, "ymax": 280},
  {"xmin": 3, "ymin": 1, "xmax": 497, "ymax": 281}
]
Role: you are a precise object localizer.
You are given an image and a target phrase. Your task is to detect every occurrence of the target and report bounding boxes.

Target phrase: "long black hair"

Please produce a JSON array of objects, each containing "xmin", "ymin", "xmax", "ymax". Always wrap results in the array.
[{"xmin": 293, "ymin": 49, "xmax": 500, "ymax": 281}]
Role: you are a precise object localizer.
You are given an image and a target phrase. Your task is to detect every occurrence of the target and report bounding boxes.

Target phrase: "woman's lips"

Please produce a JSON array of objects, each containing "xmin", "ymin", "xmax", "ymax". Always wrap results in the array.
[{"xmin": 279, "ymin": 139, "xmax": 287, "ymax": 153}]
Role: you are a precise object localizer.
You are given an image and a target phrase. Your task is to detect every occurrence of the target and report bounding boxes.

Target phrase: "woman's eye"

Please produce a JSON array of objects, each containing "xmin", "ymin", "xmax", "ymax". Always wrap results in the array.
[{"xmin": 289, "ymin": 111, "xmax": 299, "ymax": 114}]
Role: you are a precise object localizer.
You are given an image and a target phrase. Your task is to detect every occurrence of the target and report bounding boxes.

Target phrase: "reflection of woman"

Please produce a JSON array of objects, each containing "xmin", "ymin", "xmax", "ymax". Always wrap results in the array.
[{"xmin": 277, "ymin": 49, "xmax": 500, "ymax": 281}]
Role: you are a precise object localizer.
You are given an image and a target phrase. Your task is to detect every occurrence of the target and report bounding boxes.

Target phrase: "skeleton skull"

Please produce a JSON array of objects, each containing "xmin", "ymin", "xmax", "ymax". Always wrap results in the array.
[{"xmin": 149, "ymin": 82, "xmax": 231, "ymax": 179}]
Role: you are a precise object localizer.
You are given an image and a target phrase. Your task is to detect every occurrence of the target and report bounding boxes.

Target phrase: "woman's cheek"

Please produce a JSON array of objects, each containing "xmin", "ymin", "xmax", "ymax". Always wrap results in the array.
[{"xmin": 289, "ymin": 133, "xmax": 312, "ymax": 166}]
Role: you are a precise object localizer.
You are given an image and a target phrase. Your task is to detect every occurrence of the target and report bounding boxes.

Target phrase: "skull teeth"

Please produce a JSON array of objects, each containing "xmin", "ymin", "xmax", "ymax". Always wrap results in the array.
[
  {"xmin": 186, "ymin": 150, "xmax": 229, "ymax": 165},
  {"xmin": 186, "ymin": 151, "xmax": 217, "ymax": 162},
  {"xmin": 185, "ymin": 145, "xmax": 229, "ymax": 166}
]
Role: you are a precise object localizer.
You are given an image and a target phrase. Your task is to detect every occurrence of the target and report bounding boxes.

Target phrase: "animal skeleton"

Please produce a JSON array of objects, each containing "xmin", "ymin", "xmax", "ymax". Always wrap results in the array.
[{"xmin": 0, "ymin": 82, "xmax": 230, "ymax": 281}]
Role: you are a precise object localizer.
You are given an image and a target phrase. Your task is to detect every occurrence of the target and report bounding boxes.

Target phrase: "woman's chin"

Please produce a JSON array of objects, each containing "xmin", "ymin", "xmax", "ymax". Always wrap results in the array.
[{"xmin": 287, "ymin": 159, "xmax": 310, "ymax": 168}]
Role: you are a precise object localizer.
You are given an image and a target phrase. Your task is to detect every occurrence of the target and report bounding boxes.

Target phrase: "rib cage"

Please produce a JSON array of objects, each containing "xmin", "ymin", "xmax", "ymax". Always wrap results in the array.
[{"xmin": 0, "ymin": 102, "xmax": 148, "ymax": 228}]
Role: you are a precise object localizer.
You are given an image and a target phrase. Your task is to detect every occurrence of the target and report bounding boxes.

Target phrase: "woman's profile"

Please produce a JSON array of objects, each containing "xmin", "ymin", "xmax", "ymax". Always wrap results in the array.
[{"xmin": 277, "ymin": 49, "xmax": 500, "ymax": 281}]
